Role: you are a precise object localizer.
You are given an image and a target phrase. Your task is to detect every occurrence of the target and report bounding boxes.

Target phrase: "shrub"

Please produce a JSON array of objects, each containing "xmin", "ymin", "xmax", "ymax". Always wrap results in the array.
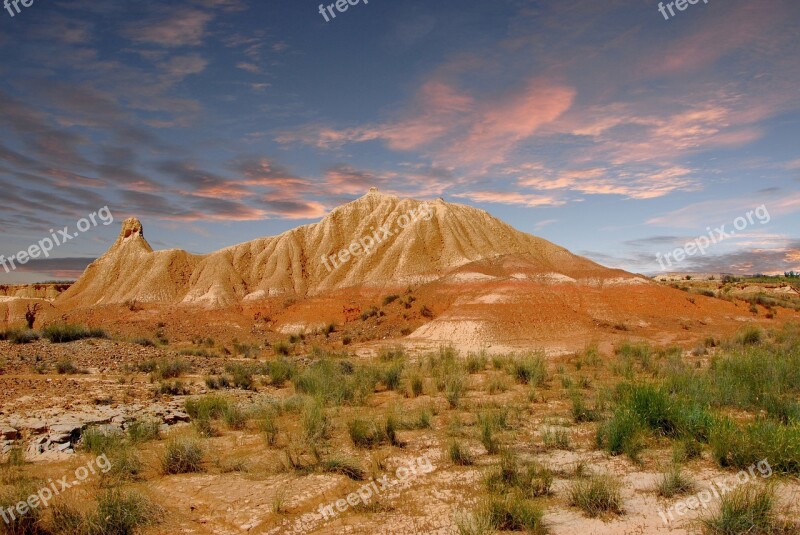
[
  {"xmin": 55, "ymin": 358, "xmax": 81, "ymax": 375},
  {"xmin": 42, "ymin": 324, "xmax": 107, "ymax": 343},
  {"xmin": 272, "ymin": 340, "xmax": 291, "ymax": 356},
  {"xmin": 736, "ymin": 326, "xmax": 763, "ymax": 346},
  {"xmin": 568, "ymin": 475, "xmax": 623, "ymax": 517},
  {"xmin": 382, "ymin": 294, "xmax": 400, "ymax": 306},
  {"xmin": 162, "ymin": 438, "xmax": 204, "ymax": 474},
  {"xmin": 132, "ymin": 337, "xmax": 155, "ymax": 347},
  {"xmin": 3, "ymin": 329, "xmax": 40, "ymax": 344},
  {"xmin": 570, "ymin": 390, "xmax": 601, "ymax": 422},
  {"xmin": 479, "ymin": 415, "xmax": 500, "ymax": 455},
  {"xmin": 154, "ymin": 380, "xmax": 189, "ymax": 396},
  {"xmin": 445, "ymin": 374, "xmax": 466, "ymax": 409}
]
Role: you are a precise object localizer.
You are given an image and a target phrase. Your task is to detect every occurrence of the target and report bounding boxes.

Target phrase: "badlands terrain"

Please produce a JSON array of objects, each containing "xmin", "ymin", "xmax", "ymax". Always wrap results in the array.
[{"xmin": 1, "ymin": 191, "xmax": 799, "ymax": 535}]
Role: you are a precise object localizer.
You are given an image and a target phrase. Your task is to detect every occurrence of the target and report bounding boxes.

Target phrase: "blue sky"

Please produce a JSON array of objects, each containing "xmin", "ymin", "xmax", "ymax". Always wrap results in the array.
[{"xmin": 1, "ymin": 0, "xmax": 799, "ymax": 283}]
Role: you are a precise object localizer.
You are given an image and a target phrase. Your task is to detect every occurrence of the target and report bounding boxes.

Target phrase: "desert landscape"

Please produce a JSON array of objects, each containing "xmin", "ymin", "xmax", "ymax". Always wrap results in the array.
[
  {"xmin": 2, "ymin": 0, "xmax": 800, "ymax": 534},
  {"xmin": 1, "ymin": 192, "xmax": 800, "ymax": 534}
]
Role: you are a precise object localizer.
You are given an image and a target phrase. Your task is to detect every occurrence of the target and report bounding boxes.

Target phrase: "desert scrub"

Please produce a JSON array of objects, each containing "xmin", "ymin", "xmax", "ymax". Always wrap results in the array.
[
  {"xmin": 151, "ymin": 358, "xmax": 192, "ymax": 380},
  {"xmin": 466, "ymin": 352, "xmax": 488, "ymax": 374},
  {"xmin": 127, "ymin": 418, "xmax": 161, "ymax": 443},
  {"xmin": 454, "ymin": 510, "xmax": 494, "ymax": 535},
  {"xmin": 55, "ymin": 358, "xmax": 85, "ymax": 375},
  {"xmin": 0, "ymin": 328, "xmax": 40, "ymax": 344},
  {"xmin": 266, "ymin": 358, "xmax": 295, "ymax": 386},
  {"xmin": 510, "ymin": 353, "xmax": 548, "ymax": 386},
  {"xmin": 541, "ymin": 427, "xmax": 571, "ymax": 450},
  {"xmin": 257, "ymin": 408, "xmax": 280, "ymax": 446},
  {"xmin": 319, "ymin": 457, "xmax": 365, "ymax": 480},
  {"xmin": 42, "ymin": 324, "xmax": 108, "ymax": 343},
  {"xmin": 447, "ymin": 439, "xmax": 474, "ymax": 465},
  {"xmin": 709, "ymin": 417, "xmax": 800, "ymax": 474},
  {"xmin": 85, "ymin": 489, "xmax": 163, "ymax": 534},
  {"xmin": 0, "ymin": 481, "xmax": 46, "ymax": 534},
  {"xmin": 347, "ymin": 417, "xmax": 395, "ymax": 448},
  {"xmin": 294, "ymin": 359, "xmax": 377, "ymax": 405},
  {"xmin": 302, "ymin": 398, "xmax": 331, "ymax": 445},
  {"xmin": 80, "ymin": 426, "xmax": 126, "ymax": 455},
  {"xmin": 701, "ymin": 485, "xmax": 783, "ymax": 535},
  {"xmin": 162, "ymin": 437, "xmax": 204, "ymax": 474},
  {"xmin": 481, "ymin": 494, "xmax": 547, "ymax": 534},
  {"xmin": 656, "ymin": 464, "xmax": 694, "ymax": 498},
  {"xmin": 568, "ymin": 474, "xmax": 623, "ymax": 517}
]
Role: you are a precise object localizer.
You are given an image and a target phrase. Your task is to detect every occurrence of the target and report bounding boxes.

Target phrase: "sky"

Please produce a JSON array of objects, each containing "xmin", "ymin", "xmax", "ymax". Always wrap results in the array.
[{"xmin": 1, "ymin": 0, "xmax": 799, "ymax": 284}]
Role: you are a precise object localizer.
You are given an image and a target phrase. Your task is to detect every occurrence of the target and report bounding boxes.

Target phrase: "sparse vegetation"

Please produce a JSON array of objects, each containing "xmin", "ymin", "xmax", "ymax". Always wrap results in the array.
[{"xmin": 568, "ymin": 474, "xmax": 623, "ymax": 517}]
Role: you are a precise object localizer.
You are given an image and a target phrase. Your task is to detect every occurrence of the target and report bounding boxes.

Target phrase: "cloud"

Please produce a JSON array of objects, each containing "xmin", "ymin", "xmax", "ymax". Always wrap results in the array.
[
  {"xmin": 452, "ymin": 191, "xmax": 565, "ymax": 208},
  {"xmin": 278, "ymin": 77, "xmax": 575, "ymax": 168},
  {"xmin": 123, "ymin": 8, "xmax": 213, "ymax": 47}
]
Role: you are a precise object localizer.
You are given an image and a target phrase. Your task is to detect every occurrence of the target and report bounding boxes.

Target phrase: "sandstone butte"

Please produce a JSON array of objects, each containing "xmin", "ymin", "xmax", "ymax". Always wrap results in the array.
[{"xmin": 10, "ymin": 188, "xmax": 800, "ymax": 352}]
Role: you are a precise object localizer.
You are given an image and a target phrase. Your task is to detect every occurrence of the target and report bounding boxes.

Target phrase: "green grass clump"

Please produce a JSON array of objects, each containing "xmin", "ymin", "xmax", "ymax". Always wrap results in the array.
[
  {"xmin": 127, "ymin": 418, "xmax": 161, "ymax": 444},
  {"xmin": 151, "ymin": 358, "xmax": 192, "ymax": 380},
  {"xmin": 42, "ymin": 324, "xmax": 107, "ymax": 343},
  {"xmin": 541, "ymin": 427, "xmax": 571, "ymax": 450},
  {"xmin": 466, "ymin": 352, "xmax": 488, "ymax": 374},
  {"xmin": 162, "ymin": 438, "xmax": 204, "ymax": 474},
  {"xmin": 454, "ymin": 510, "xmax": 494, "ymax": 535},
  {"xmin": 294, "ymin": 360, "xmax": 377, "ymax": 405},
  {"xmin": 447, "ymin": 439, "xmax": 474, "ymax": 465},
  {"xmin": 80, "ymin": 426, "xmax": 126, "ymax": 455},
  {"xmin": 481, "ymin": 494, "xmax": 547, "ymax": 533},
  {"xmin": 656, "ymin": 465, "xmax": 694, "ymax": 498},
  {"xmin": 347, "ymin": 417, "xmax": 395, "ymax": 448},
  {"xmin": 701, "ymin": 485, "xmax": 783, "ymax": 535},
  {"xmin": 709, "ymin": 417, "xmax": 800, "ymax": 474},
  {"xmin": 511, "ymin": 353, "xmax": 548, "ymax": 386},
  {"xmin": 87, "ymin": 489, "xmax": 162, "ymax": 534},
  {"xmin": 568, "ymin": 474, "xmax": 624, "ymax": 517},
  {"xmin": 267, "ymin": 358, "xmax": 295, "ymax": 386}
]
